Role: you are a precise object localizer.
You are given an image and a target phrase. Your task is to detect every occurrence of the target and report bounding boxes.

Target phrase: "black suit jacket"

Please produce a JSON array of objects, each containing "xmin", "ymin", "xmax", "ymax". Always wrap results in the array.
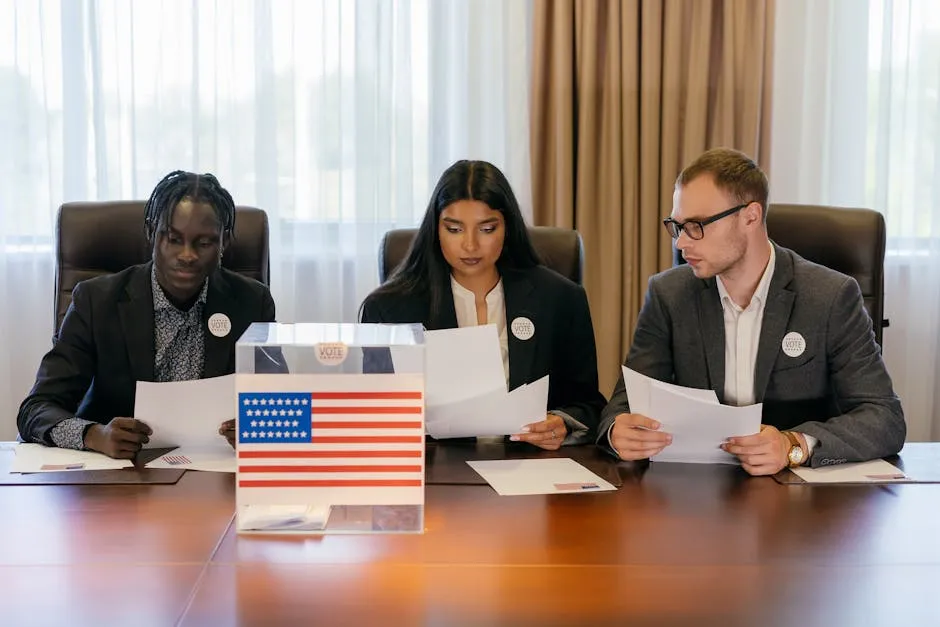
[
  {"xmin": 17, "ymin": 263, "xmax": 277, "ymax": 445},
  {"xmin": 360, "ymin": 265, "xmax": 606, "ymax": 436}
]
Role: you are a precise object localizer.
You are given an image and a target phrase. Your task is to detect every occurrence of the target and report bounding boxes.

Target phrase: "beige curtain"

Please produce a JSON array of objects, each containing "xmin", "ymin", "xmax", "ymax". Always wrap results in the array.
[{"xmin": 530, "ymin": 0, "xmax": 775, "ymax": 396}]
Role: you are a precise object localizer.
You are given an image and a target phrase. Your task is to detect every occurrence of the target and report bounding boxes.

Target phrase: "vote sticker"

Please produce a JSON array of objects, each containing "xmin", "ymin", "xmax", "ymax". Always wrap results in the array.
[
  {"xmin": 207, "ymin": 313, "xmax": 232, "ymax": 338},
  {"xmin": 316, "ymin": 342, "xmax": 349, "ymax": 366},
  {"xmin": 511, "ymin": 316, "xmax": 535, "ymax": 341},
  {"xmin": 781, "ymin": 331, "xmax": 806, "ymax": 358}
]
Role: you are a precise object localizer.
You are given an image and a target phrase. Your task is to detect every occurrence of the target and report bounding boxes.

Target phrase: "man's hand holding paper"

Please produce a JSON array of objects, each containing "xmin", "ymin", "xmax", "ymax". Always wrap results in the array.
[
  {"xmin": 84, "ymin": 417, "xmax": 153, "ymax": 459},
  {"xmin": 617, "ymin": 366, "xmax": 762, "ymax": 465},
  {"xmin": 722, "ymin": 424, "xmax": 802, "ymax": 476},
  {"xmin": 609, "ymin": 414, "xmax": 672, "ymax": 460}
]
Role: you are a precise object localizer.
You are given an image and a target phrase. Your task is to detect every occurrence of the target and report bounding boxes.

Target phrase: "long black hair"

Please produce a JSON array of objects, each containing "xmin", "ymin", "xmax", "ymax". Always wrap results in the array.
[
  {"xmin": 365, "ymin": 160, "xmax": 541, "ymax": 320},
  {"xmin": 144, "ymin": 170, "xmax": 236, "ymax": 242}
]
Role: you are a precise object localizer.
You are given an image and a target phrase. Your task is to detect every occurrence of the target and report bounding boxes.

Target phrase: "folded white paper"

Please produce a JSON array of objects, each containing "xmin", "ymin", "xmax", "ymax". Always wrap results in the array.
[
  {"xmin": 406, "ymin": 326, "xmax": 551, "ymax": 439},
  {"xmin": 623, "ymin": 366, "xmax": 762, "ymax": 465},
  {"xmin": 623, "ymin": 365, "xmax": 719, "ymax": 416},
  {"xmin": 426, "ymin": 375, "xmax": 549, "ymax": 439}
]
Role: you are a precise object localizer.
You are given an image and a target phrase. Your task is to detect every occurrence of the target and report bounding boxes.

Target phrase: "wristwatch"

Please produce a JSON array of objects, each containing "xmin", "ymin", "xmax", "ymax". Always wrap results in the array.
[{"xmin": 783, "ymin": 431, "xmax": 805, "ymax": 468}]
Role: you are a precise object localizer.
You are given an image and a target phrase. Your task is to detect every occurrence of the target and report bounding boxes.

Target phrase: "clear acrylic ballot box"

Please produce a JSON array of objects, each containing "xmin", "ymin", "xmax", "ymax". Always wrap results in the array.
[{"xmin": 234, "ymin": 322, "xmax": 425, "ymax": 534}]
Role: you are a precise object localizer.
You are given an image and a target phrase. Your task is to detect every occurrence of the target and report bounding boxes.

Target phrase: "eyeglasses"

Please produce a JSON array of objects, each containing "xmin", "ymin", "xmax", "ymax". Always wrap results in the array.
[{"xmin": 662, "ymin": 202, "xmax": 755, "ymax": 241}]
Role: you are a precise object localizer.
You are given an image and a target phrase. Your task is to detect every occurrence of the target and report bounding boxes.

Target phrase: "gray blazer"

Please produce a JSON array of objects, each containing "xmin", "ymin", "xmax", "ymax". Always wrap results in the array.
[{"xmin": 598, "ymin": 243, "xmax": 905, "ymax": 467}]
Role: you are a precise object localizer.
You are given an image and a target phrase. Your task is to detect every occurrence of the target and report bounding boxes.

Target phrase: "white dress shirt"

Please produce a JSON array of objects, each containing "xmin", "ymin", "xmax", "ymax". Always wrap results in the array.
[
  {"xmin": 716, "ymin": 244, "xmax": 816, "ymax": 454},
  {"xmin": 451, "ymin": 276, "xmax": 510, "ymax": 382},
  {"xmin": 716, "ymin": 244, "xmax": 776, "ymax": 407}
]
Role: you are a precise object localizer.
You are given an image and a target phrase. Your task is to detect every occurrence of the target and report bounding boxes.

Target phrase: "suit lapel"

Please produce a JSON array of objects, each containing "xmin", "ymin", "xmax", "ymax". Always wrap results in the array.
[
  {"xmin": 754, "ymin": 245, "xmax": 796, "ymax": 402},
  {"xmin": 119, "ymin": 264, "xmax": 156, "ymax": 382},
  {"xmin": 202, "ymin": 270, "xmax": 240, "ymax": 378},
  {"xmin": 502, "ymin": 269, "xmax": 536, "ymax": 390},
  {"xmin": 427, "ymin": 288, "xmax": 458, "ymax": 331},
  {"xmin": 697, "ymin": 280, "xmax": 726, "ymax": 400}
]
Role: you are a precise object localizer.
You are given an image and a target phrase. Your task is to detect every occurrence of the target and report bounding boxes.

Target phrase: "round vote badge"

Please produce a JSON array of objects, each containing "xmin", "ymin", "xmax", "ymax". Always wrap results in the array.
[
  {"xmin": 207, "ymin": 313, "xmax": 232, "ymax": 338},
  {"xmin": 316, "ymin": 342, "xmax": 349, "ymax": 366},
  {"xmin": 510, "ymin": 316, "xmax": 535, "ymax": 341},
  {"xmin": 781, "ymin": 331, "xmax": 806, "ymax": 358}
]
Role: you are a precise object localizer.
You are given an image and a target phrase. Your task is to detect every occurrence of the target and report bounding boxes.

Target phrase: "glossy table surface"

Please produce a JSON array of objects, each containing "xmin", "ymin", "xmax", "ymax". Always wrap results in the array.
[{"xmin": 2, "ymin": 442, "xmax": 939, "ymax": 626}]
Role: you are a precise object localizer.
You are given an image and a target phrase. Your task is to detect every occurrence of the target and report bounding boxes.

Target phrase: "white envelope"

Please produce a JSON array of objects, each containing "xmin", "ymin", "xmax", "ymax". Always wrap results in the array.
[
  {"xmin": 10, "ymin": 443, "xmax": 133, "ymax": 473},
  {"xmin": 467, "ymin": 458, "xmax": 617, "ymax": 496}
]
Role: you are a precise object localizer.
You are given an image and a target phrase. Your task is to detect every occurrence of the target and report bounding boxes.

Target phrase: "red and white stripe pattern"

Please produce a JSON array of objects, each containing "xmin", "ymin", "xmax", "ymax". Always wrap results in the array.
[{"xmin": 236, "ymin": 374, "xmax": 424, "ymax": 506}]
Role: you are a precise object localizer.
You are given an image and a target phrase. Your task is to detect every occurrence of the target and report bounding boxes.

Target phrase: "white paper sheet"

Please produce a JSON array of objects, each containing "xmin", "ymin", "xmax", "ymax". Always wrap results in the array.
[
  {"xmin": 135, "ymin": 374, "xmax": 235, "ymax": 448},
  {"xmin": 10, "ymin": 443, "xmax": 133, "ymax": 473},
  {"xmin": 648, "ymin": 382, "xmax": 762, "ymax": 464},
  {"xmin": 145, "ymin": 445, "xmax": 236, "ymax": 472},
  {"xmin": 427, "ymin": 387, "xmax": 513, "ymax": 438},
  {"xmin": 467, "ymin": 458, "xmax": 617, "ymax": 496},
  {"xmin": 389, "ymin": 346, "xmax": 424, "ymax": 374},
  {"xmin": 424, "ymin": 326, "xmax": 506, "ymax": 406},
  {"xmin": 792, "ymin": 459, "xmax": 908, "ymax": 483},
  {"xmin": 505, "ymin": 375, "xmax": 551, "ymax": 427},
  {"xmin": 426, "ymin": 375, "xmax": 549, "ymax": 439},
  {"xmin": 622, "ymin": 365, "xmax": 719, "ymax": 417}
]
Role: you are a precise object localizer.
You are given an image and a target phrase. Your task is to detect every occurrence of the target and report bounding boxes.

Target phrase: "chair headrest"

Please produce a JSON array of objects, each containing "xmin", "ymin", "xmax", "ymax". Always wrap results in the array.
[
  {"xmin": 54, "ymin": 201, "xmax": 270, "ymax": 331},
  {"xmin": 671, "ymin": 203, "xmax": 887, "ymax": 344}
]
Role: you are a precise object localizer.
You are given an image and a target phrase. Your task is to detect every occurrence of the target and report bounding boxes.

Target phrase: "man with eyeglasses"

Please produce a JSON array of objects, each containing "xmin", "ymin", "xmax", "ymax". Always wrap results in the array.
[{"xmin": 597, "ymin": 148, "xmax": 905, "ymax": 474}]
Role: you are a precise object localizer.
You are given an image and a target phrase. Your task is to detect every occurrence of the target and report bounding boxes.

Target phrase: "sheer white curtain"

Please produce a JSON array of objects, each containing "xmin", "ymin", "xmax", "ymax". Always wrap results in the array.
[
  {"xmin": 0, "ymin": 0, "xmax": 532, "ymax": 440},
  {"xmin": 771, "ymin": 0, "xmax": 940, "ymax": 441}
]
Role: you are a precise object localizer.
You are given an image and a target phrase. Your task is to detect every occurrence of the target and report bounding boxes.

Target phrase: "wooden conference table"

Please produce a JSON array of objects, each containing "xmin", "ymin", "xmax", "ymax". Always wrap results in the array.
[{"xmin": 1, "ymin": 441, "xmax": 939, "ymax": 626}]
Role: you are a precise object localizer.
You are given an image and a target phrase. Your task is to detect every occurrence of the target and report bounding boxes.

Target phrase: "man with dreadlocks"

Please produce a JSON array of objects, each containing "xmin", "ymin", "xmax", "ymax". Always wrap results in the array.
[{"xmin": 17, "ymin": 171, "xmax": 276, "ymax": 459}]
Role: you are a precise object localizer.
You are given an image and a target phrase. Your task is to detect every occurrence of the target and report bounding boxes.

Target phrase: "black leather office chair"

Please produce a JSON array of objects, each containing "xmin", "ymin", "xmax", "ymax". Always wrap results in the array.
[
  {"xmin": 54, "ymin": 201, "xmax": 270, "ymax": 332},
  {"xmin": 379, "ymin": 226, "xmax": 585, "ymax": 285},
  {"xmin": 673, "ymin": 203, "xmax": 888, "ymax": 345}
]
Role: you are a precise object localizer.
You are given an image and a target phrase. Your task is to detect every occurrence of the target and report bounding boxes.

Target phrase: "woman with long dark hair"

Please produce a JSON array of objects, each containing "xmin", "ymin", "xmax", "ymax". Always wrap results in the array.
[{"xmin": 360, "ymin": 160, "xmax": 604, "ymax": 448}]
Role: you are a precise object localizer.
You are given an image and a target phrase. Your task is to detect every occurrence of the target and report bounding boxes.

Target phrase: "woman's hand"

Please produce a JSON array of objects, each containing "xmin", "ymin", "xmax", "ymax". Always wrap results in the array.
[{"xmin": 511, "ymin": 414, "xmax": 567, "ymax": 451}]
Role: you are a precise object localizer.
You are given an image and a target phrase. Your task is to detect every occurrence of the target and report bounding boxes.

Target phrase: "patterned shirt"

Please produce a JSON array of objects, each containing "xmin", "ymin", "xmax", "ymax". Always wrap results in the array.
[
  {"xmin": 151, "ymin": 266, "xmax": 208, "ymax": 383},
  {"xmin": 49, "ymin": 268, "xmax": 209, "ymax": 450}
]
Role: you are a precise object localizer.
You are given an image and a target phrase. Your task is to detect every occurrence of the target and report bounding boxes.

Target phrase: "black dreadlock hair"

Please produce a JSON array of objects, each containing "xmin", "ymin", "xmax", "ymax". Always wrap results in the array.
[{"xmin": 143, "ymin": 170, "xmax": 236, "ymax": 241}]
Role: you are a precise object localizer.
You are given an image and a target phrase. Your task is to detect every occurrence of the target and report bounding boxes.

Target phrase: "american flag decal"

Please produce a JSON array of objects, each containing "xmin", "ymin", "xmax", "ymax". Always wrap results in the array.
[
  {"xmin": 236, "ymin": 379, "xmax": 425, "ymax": 493},
  {"xmin": 161, "ymin": 454, "xmax": 191, "ymax": 466}
]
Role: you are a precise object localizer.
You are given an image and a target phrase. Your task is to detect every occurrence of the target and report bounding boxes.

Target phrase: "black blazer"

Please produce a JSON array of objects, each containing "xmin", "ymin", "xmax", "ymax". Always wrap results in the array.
[
  {"xmin": 17, "ymin": 262, "xmax": 276, "ymax": 445},
  {"xmin": 360, "ymin": 265, "xmax": 606, "ymax": 435}
]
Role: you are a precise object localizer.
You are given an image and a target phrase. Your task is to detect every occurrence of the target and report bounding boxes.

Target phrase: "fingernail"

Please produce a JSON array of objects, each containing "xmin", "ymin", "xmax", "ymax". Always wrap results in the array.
[
  {"xmin": 519, "ymin": 427, "xmax": 531, "ymax": 433},
  {"xmin": 666, "ymin": 435, "xmax": 673, "ymax": 443},
  {"xmin": 651, "ymin": 421, "xmax": 661, "ymax": 430},
  {"xmin": 509, "ymin": 435, "xmax": 520, "ymax": 442}
]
